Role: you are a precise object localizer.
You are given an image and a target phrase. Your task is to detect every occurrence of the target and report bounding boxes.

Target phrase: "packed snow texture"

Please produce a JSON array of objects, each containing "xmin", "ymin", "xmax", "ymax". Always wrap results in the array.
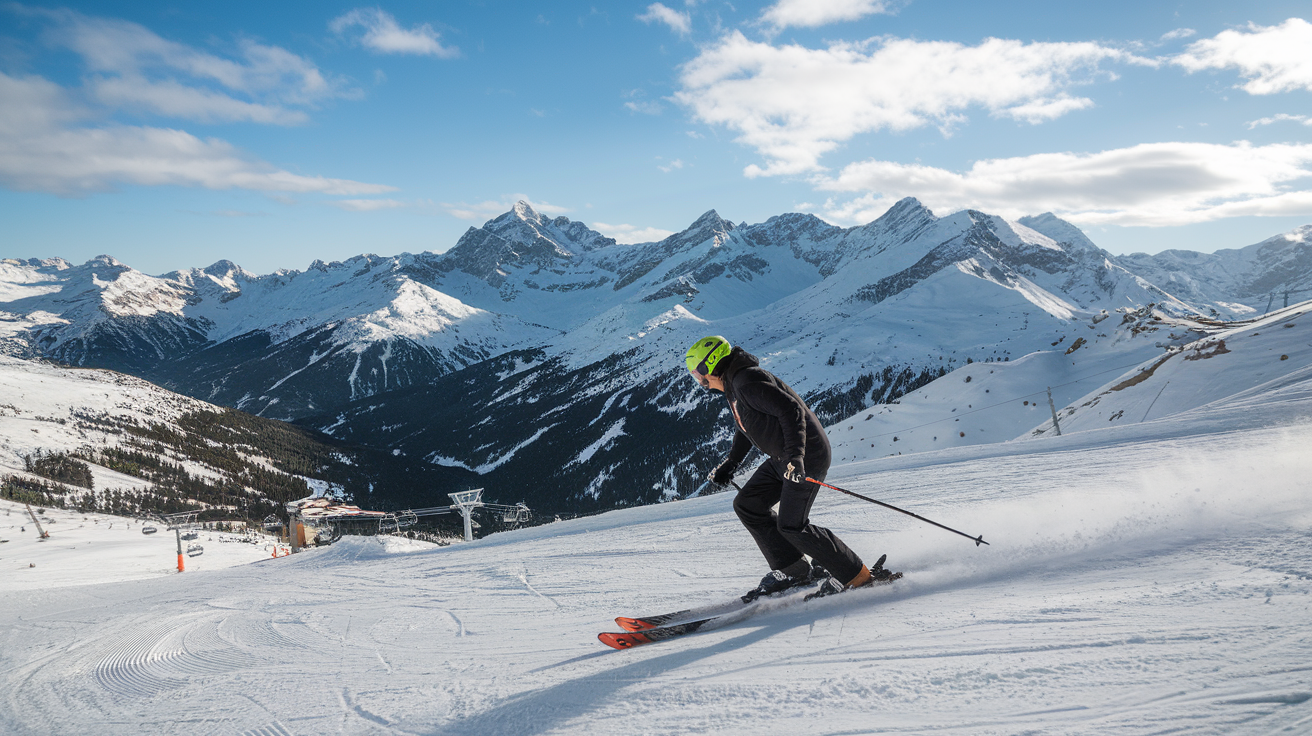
[
  {"xmin": 2, "ymin": 376, "xmax": 1310, "ymax": 734},
  {"xmin": 0, "ymin": 499, "xmax": 281, "ymax": 590}
]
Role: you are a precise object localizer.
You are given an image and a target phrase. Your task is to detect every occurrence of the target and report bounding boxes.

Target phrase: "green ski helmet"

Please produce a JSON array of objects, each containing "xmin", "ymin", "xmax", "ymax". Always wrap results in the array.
[{"xmin": 685, "ymin": 335, "xmax": 731, "ymax": 376}]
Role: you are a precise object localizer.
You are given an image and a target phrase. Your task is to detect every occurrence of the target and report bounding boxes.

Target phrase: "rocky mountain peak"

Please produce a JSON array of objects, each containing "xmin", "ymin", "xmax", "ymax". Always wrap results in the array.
[
  {"xmin": 740, "ymin": 212, "xmax": 840, "ymax": 247},
  {"xmin": 1017, "ymin": 213, "xmax": 1100, "ymax": 255},
  {"xmin": 512, "ymin": 199, "xmax": 541, "ymax": 222},
  {"xmin": 201, "ymin": 259, "xmax": 255, "ymax": 281},
  {"xmin": 663, "ymin": 210, "xmax": 734, "ymax": 251},
  {"xmin": 688, "ymin": 209, "xmax": 732, "ymax": 232},
  {"xmin": 87, "ymin": 254, "xmax": 128, "ymax": 270},
  {"xmin": 850, "ymin": 197, "xmax": 936, "ymax": 240}
]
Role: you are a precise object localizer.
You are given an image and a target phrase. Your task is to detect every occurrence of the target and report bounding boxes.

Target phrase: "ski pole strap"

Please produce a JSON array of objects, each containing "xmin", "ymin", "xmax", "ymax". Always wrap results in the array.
[{"xmin": 806, "ymin": 477, "xmax": 989, "ymax": 547}]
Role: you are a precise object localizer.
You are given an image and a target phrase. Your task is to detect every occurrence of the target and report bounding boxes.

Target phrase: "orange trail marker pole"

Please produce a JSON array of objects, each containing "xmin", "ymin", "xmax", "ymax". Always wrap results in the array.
[{"xmin": 175, "ymin": 528, "xmax": 185, "ymax": 572}]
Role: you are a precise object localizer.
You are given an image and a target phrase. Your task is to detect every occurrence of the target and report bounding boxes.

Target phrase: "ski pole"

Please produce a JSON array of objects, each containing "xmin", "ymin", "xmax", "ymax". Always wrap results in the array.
[{"xmin": 806, "ymin": 477, "xmax": 989, "ymax": 547}]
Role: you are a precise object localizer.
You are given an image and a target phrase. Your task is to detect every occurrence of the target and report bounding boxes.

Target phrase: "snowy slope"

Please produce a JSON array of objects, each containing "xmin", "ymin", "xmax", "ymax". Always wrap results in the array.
[
  {"xmin": 822, "ymin": 302, "xmax": 1231, "ymax": 462},
  {"xmin": 1021, "ymin": 301, "xmax": 1312, "ymax": 436},
  {"xmin": 1, "ymin": 374, "xmax": 1309, "ymax": 734},
  {"xmin": 0, "ymin": 497, "xmax": 280, "ymax": 589}
]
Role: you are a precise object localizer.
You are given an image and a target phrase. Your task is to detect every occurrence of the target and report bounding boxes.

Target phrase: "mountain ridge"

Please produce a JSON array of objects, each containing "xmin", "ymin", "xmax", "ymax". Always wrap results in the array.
[{"xmin": 3, "ymin": 201, "xmax": 1309, "ymax": 511}]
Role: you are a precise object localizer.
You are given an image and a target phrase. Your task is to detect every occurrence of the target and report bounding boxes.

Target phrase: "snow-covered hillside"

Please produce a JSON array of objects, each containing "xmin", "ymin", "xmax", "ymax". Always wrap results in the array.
[
  {"xmin": 824, "ymin": 301, "xmax": 1311, "ymax": 463},
  {"xmin": 1, "ymin": 354, "xmax": 1309, "ymax": 734},
  {"xmin": 0, "ymin": 354, "xmax": 218, "ymax": 485},
  {"xmin": 1027, "ymin": 302, "xmax": 1312, "ymax": 436},
  {"xmin": 0, "ymin": 355, "xmax": 475, "ymax": 521}
]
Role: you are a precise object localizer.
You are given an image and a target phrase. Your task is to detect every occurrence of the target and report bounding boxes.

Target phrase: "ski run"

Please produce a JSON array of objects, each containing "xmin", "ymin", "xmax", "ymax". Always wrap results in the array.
[{"xmin": 2, "ymin": 305, "xmax": 1311, "ymax": 733}]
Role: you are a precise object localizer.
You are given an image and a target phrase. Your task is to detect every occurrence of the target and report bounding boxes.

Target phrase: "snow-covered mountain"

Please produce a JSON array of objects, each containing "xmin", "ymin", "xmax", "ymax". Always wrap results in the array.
[
  {"xmin": 0, "ymin": 355, "xmax": 480, "ymax": 519},
  {"xmin": 1113, "ymin": 224, "xmax": 1312, "ymax": 316},
  {"xmin": 3, "ymin": 201, "xmax": 1308, "ymax": 512}
]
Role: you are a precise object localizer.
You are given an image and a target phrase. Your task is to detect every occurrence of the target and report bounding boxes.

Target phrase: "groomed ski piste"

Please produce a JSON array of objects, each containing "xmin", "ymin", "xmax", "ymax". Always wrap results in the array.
[{"xmin": 2, "ymin": 307, "xmax": 1311, "ymax": 734}]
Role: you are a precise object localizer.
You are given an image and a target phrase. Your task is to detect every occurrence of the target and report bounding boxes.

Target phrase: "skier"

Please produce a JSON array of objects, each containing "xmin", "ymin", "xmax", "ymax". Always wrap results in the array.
[{"xmin": 685, "ymin": 335, "xmax": 893, "ymax": 599}]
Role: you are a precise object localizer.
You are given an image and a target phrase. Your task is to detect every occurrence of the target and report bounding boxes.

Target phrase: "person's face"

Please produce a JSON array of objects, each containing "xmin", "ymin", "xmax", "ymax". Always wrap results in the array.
[{"xmin": 691, "ymin": 369, "xmax": 725, "ymax": 392}]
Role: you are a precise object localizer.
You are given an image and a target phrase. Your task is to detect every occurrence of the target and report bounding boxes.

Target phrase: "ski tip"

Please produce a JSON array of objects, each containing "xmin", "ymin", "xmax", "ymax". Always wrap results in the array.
[
  {"xmin": 615, "ymin": 616, "xmax": 656, "ymax": 632},
  {"xmin": 599, "ymin": 631, "xmax": 651, "ymax": 650}
]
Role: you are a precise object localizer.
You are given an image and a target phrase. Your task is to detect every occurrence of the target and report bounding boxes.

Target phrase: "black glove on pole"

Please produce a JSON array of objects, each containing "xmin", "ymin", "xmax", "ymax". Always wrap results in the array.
[
  {"xmin": 710, "ymin": 462, "xmax": 736, "ymax": 486},
  {"xmin": 805, "ymin": 477, "xmax": 989, "ymax": 546}
]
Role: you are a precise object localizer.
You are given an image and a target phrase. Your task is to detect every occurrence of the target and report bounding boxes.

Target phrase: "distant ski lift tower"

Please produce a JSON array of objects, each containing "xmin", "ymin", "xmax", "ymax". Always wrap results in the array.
[
  {"xmin": 162, "ymin": 511, "xmax": 201, "ymax": 572},
  {"xmin": 449, "ymin": 489, "xmax": 485, "ymax": 542}
]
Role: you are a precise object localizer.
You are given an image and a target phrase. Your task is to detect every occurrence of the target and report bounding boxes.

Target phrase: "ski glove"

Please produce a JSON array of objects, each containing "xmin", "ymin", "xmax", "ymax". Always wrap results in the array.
[
  {"xmin": 784, "ymin": 457, "xmax": 806, "ymax": 484},
  {"xmin": 710, "ymin": 462, "xmax": 737, "ymax": 486}
]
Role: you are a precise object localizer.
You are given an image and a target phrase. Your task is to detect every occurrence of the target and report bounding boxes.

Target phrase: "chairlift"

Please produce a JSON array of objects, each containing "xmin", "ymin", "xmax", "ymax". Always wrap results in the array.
[
  {"xmin": 181, "ymin": 531, "xmax": 198, "ymax": 541},
  {"xmin": 378, "ymin": 514, "xmax": 399, "ymax": 534},
  {"xmin": 186, "ymin": 543, "xmax": 204, "ymax": 557},
  {"xmin": 397, "ymin": 511, "xmax": 418, "ymax": 529},
  {"xmin": 141, "ymin": 526, "xmax": 158, "ymax": 535},
  {"xmin": 503, "ymin": 503, "xmax": 531, "ymax": 525}
]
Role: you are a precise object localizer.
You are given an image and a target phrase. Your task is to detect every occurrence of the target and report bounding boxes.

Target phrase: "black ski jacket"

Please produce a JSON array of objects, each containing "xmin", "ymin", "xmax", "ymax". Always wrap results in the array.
[{"xmin": 717, "ymin": 347, "xmax": 829, "ymax": 473}]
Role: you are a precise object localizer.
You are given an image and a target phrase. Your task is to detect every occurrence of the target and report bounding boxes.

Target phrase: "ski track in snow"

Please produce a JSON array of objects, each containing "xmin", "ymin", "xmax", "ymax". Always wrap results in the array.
[{"xmin": 3, "ymin": 400, "xmax": 1312, "ymax": 734}]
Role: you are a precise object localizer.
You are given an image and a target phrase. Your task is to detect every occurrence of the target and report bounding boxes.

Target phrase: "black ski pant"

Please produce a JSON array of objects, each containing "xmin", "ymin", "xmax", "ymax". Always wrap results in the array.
[{"xmin": 731, "ymin": 449, "xmax": 864, "ymax": 584}]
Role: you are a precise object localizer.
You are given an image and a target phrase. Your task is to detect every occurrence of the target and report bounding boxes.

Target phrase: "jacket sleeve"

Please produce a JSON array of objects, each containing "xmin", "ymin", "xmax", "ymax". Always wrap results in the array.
[
  {"xmin": 739, "ymin": 379, "xmax": 807, "ymax": 462},
  {"xmin": 723, "ymin": 429, "xmax": 752, "ymax": 471}
]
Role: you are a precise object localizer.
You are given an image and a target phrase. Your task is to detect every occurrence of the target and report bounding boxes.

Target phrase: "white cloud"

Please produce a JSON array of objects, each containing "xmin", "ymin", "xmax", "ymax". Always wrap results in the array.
[
  {"xmin": 1160, "ymin": 28, "xmax": 1196, "ymax": 42},
  {"xmin": 998, "ymin": 95, "xmax": 1095, "ymax": 124},
  {"xmin": 1173, "ymin": 18, "xmax": 1312, "ymax": 94},
  {"xmin": 637, "ymin": 3, "xmax": 692, "ymax": 36},
  {"xmin": 674, "ymin": 32, "xmax": 1142, "ymax": 177},
  {"xmin": 658, "ymin": 158, "xmax": 686, "ymax": 172},
  {"xmin": 592, "ymin": 222, "xmax": 676, "ymax": 243},
  {"xmin": 90, "ymin": 76, "xmax": 309, "ymax": 125},
  {"xmin": 761, "ymin": 0, "xmax": 894, "ymax": 30},
  {"xmin": 814, "ymin": 140, "xmax": 1312, "ymax": 227},
  {"xmin": 0, "ymin": 71, "xmax": 394, "ymax": 196},
  {"xmin": 1248, "ymin": 113, "xmax": 1312, "ymax": 128},
  {"xmin": 441, "ymin": 196, "xmax": 569, "ymax": 221},
  {"xmin": 625, "ymin": 100, "xmax": 664, "ymax": 115},
  {"xmin": 31, "ymin": 7, "xmax": 350, "ymax": 124},
  {"xmin": 330, "ymin": 8, "xmax": 459, "ymax": 58},
  {"xmin": 331, "ymin": 198, "xmax": 407, "ymax": 212}
]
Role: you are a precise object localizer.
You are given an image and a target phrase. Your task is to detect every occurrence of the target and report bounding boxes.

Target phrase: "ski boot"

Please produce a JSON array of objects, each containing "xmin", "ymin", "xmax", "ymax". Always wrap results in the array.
[
  {"xmin": 742, "ymin": 559, "xmax": 826, "ymax": 603},
  {"xmin": 805, "ymin": 554, "xmax": 900, "ymax": 601}
]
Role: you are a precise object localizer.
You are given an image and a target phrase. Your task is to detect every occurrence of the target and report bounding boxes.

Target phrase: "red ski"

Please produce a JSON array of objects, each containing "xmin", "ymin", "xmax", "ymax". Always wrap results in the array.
[{"xmin": 599, "ymin": 616, "xmax": 719, "ymax": 649}]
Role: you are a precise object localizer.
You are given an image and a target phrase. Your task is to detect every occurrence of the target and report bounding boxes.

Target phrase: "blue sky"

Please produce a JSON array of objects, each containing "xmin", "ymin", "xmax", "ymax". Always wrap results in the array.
[{"xmin": 2, "ymin": 0, "xmax": 1311, "ymax": 275}]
